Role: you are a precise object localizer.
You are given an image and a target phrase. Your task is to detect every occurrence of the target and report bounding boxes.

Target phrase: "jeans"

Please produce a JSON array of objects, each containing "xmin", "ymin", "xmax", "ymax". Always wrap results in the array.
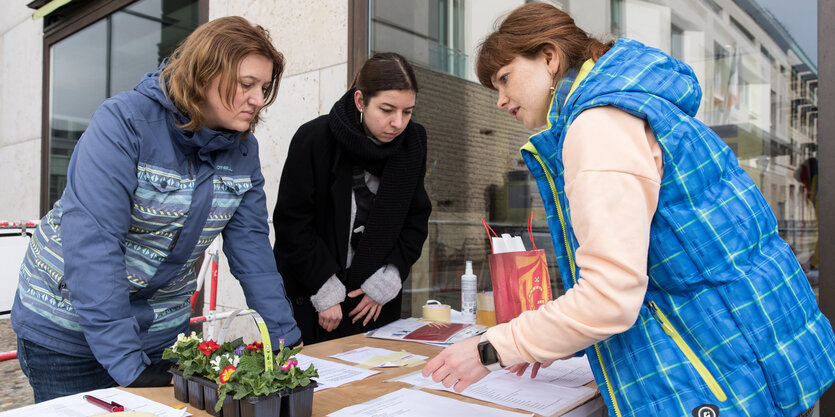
[{"xmin": 16, "ymin": 337, "xmax": 162, "ymax": 403}]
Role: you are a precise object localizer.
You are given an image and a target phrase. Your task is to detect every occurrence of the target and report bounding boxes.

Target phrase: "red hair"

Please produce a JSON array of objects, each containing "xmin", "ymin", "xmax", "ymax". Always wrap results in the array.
[{"xmin": 476, "ymin": 2, "xmax": 613, "ymax": 89}]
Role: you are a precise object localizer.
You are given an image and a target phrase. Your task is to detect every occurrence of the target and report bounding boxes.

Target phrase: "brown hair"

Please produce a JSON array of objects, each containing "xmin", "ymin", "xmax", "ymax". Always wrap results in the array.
[
  {"xmin": 475, "ymin": 2, "xmax": 613, "ymax": 89},
  {"xmin": 351, "ymin": 52, "xmax": 419, "ymax": 104},
  {"xmin": 162, "ymin": 16, "xmax": 284, "ymax": 131}
]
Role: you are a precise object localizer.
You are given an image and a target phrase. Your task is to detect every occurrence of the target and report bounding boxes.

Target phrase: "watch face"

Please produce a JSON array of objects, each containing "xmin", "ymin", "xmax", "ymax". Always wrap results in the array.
[{"xmin": 478, "ymin": 341, "xmax": 499, "ymax": 365}]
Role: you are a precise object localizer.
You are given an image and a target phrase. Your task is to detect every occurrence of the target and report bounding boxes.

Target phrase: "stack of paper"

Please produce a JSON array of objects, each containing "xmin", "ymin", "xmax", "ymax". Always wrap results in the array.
[
  {"xmin": 397, "ymin": 359, "xmax": 596, "ymax": 417},
  {"xmin": 512, "ymin": 357, "xmax": 595, "ymax": 387},
  {"xmin": 366, "ymin": 318, "xmax": 486, "ymax": 346},
  {"xmin": 328, "ymin": 388, "xmax": 533, "ymax": 417}
]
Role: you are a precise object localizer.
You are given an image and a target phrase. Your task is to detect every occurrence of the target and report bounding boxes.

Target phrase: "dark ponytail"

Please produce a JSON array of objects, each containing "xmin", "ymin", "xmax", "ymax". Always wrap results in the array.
[{"xmin": 351, "ymin": 52, "xmax": 419, "ymax": 104}]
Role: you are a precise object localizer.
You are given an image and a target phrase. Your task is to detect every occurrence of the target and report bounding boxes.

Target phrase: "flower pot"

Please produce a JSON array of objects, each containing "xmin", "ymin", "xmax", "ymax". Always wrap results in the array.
[
  {"xmin": 279, "ymin": 381, "xmax": 317, "ymax": 417},
  {"xmin": 187, "ymin": 377, "xmax": 206, "ymax": 409},
  {"xmin": 239, "ymin": 392, "xmax": 281, "ymax": 417},
  {"xmin": 169, "ymin": 368, "xmax": 189, "ymax": 403},
  {"xmin": 219, "ymin": 396, "xmax": 241, "ymax": 417},
  {"xmin": 202, "ymin": 378, "xmax": 221, "ymax": 417},
  {"xmin": 199, "ymin": 377, "xmax": 241, "ymax": 417}
]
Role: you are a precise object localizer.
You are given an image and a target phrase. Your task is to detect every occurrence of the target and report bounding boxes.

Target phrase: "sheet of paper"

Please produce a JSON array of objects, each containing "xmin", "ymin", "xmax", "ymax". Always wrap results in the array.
[
  {"xmin": 330, "ymin": 347, "xmax": 427, "ymax": 367},
  {"xmin": 327, "ymin": 388, "xmax": 532, "ymax": 417},
  {"xmin": 514, "ymin": 356, "xmax": 594, "ymax": 387},
  {"xmin": 0, "ymin": 387, "xmax": 189, "ymax": 417},
  {"xmin": 358, "ymin": 352, "xmax": 425, "ymax": 368},
  {"xmin": 397, "ymin": 370, "xmax": 595, "ymax": 416},
  {"xmin": 295, "ymin": 353, "xmax": 380, "ymax": 391}
]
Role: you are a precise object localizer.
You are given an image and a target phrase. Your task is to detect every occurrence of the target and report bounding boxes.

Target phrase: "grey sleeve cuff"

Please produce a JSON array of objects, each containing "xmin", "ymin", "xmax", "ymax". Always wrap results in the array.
[
  {"xmin": 360, "ymin": 264, "xmax": 402, "ymax": 305},
  {"xmin": 310, "ymin": 275, "xmax": 346, "ymax": 312}
]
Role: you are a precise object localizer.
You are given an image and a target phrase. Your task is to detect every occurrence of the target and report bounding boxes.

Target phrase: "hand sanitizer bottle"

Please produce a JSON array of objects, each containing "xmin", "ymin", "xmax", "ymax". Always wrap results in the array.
[{"xmin": 461, "ymin": 261, "xmax": 477, "ymax": 324}]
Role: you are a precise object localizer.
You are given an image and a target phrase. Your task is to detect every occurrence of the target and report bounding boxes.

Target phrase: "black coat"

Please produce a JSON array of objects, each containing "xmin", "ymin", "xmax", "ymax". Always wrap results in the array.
[{"xmin": 273, "ymin": 115, "xmax": 431, "ymax": 344}]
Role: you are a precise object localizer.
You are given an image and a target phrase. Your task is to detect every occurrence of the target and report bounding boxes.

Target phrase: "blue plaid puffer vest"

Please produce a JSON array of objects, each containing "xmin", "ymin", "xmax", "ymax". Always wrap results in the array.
[{"xmin": 521, "ymin": 38, "xmax": 835, "ymax": 417}]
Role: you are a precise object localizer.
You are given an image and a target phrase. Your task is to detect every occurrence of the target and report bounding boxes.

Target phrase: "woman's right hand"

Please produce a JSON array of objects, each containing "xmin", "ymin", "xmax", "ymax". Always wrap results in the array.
[
  {"xmin": 318, "ymin": 304, "xmax": 343, "ymax": 332},
  {"xmin": 506, "ymin": 355, "xmax": 572, "ymax": 378},
  {"xmin": 506, "ymin": 359, "xmax": 556, "ymax": 378}
]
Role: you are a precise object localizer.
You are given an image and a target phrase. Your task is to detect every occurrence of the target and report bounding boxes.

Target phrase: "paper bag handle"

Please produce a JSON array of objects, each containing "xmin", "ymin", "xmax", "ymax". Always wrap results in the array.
[
  {"xmin": 527, "ymin": 212, "xmax": 537, "ymax": 251},
  {"xmin": 481, "ymin": 218, "xmax": 498, "ymax": 253}
]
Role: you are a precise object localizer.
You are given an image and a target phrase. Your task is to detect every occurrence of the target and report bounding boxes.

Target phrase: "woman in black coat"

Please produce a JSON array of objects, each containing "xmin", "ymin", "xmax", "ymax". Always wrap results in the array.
[{"xmin": 273, "ymin": 53, "xmax": 432, "ymax": 344}]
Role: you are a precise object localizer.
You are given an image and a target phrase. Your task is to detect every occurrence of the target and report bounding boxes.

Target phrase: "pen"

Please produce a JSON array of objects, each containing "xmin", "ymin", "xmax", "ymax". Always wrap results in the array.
[{"xmin": 83, "ymin": 394, "xmax": 125, "ymax": 412}]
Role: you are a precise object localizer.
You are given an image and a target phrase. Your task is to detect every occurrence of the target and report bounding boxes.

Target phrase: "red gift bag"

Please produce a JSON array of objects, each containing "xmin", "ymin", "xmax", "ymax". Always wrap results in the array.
[{"xmin": 483, "ymin": 213, "xmax": 553, "ymax": 324}]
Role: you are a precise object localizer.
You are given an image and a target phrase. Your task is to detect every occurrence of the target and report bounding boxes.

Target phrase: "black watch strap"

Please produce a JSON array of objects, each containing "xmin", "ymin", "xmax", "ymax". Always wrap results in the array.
[{"xmin": 477, "ymin": 336, "xmax": 502, "ymax": 371}]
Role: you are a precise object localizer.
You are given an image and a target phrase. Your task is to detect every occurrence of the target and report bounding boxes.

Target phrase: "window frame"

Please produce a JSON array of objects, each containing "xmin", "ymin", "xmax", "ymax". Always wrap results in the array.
[
  {"xmin": 818, "ymin": 0, "xmax": 835, "ymax": 410},
  {"xmin": 347, "ymin": 0, "xmax": 369, "ymax": 86},
  {"xmin": 37, "ymin": 0, "xmax": 208, "ymax": 215}
]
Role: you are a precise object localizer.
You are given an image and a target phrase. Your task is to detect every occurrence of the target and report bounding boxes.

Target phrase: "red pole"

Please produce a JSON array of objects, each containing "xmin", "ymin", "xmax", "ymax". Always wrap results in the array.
[
  {"xmin": 209, "ymin": 257, "xmax": 218, "ymax": 311},
  {"xmin": 190, "ymin": 288, "xmax": 201, "ymax": 310},
  {"xmin": 0, "ymin": 351, "xmax": 17, "ymax": 361}
]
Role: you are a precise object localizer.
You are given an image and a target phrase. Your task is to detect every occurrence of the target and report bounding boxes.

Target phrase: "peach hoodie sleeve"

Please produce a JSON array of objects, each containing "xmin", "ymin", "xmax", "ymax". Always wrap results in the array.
[{"xmin": 485, "ymin": 106, "xmax": 664, "ymax": 365}]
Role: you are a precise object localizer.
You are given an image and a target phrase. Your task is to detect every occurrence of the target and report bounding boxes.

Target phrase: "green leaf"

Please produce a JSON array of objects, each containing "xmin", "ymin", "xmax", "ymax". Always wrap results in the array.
[{"xmin": 214, "ymin": 390, "xmax": 228, "ymax": 412}]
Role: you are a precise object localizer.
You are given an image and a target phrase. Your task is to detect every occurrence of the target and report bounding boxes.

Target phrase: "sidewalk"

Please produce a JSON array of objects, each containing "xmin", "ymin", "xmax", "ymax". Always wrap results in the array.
[{"xmin": 0, "ymin": 317, "xmax": 33, "ymax": 411}]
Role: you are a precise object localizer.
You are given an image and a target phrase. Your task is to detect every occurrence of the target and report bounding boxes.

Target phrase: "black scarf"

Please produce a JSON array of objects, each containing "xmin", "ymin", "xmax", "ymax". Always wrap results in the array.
[{"xmin": 328, "ymin": 89, "xmax": 425, "ymax": 286}]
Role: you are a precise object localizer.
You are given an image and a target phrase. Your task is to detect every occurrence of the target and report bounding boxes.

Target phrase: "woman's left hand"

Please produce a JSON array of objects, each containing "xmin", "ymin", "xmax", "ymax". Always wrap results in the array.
[
  {"xmin": 347, "ymin": 289, "xmax": 383, "ymax": 326},
  {"xmin": 422, "ymin": 336, "xmax": 489, "ymax": 392}
]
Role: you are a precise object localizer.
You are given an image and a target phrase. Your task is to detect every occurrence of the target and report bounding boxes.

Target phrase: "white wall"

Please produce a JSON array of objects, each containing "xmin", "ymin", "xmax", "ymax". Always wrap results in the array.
[
  {"xmin": 0, "ymin": 4, "xmax": 43, "ymax": 222},
  {"xmin": 205, "ymin": 0, "xmax": 349, "ymax": 341}
]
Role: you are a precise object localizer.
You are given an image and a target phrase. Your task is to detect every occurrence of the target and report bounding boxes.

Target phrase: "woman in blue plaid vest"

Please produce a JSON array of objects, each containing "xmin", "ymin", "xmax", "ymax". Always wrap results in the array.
[{"xmin": 423, "ymin": 3, "xmax": 833, "ymax": 416}]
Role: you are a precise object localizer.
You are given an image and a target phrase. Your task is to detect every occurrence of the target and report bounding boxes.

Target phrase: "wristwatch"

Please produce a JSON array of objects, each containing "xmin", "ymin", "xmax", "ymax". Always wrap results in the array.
[{"xmin": 477, "ymin": 334, "xmax": 503, "ymax": 371}]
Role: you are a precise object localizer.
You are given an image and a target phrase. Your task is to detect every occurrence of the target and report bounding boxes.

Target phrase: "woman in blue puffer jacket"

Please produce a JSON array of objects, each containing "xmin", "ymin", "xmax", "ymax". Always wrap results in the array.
[
  {"xmin": 12, "ymin": 16, "xmax": 300, "ymax": 402},
  {"xmin": 424, "ymin": 3, "xmax": 834, "ymax": 416}
]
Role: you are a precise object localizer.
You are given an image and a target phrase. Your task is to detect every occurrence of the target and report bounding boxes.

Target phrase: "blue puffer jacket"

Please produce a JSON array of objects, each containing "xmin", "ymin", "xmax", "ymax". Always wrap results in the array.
[
  {"xmin": 522, "ymin": 38, "xmax": 835, "ymax": 417},
  {"xmin": 12, "ymin": 64, "xmax": 301, "ymax": 386}
]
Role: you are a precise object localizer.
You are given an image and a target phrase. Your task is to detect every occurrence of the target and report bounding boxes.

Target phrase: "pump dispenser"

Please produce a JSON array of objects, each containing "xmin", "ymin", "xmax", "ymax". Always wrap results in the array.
[{"xmin": 461, "ymin": 261, "xmax": 477, "ymax": 323}]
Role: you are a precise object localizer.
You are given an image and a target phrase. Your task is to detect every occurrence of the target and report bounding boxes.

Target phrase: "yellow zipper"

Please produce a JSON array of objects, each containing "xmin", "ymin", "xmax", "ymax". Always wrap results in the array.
[
  {"xmin": 647, "ymin": 301, "xmax": 728, "ymax": 402},
  {"xmin": 529, "ymin": 151, "xmax": 623, "ymax": 417}
]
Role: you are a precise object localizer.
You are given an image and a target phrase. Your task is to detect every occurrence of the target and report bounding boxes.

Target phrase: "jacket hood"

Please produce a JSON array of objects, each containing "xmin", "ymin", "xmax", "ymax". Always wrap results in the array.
[
  {"xmin": 134, "ymin": 61, "xmax": 245, "ymax": 157},
  {"xmin": 134, "ymin": 62, "xmax": 180, "ymax": 115},
  {"xmin": 560, "ymin": 38, "xmax": 702, "ymax": 120}
]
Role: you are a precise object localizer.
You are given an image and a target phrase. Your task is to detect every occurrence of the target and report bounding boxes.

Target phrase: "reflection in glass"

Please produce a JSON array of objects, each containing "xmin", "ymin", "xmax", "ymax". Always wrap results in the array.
[
  {"xmin": 49, "ymin": 19, "xmax": 107, "ymax": 205},
  {"xmin": 47, "ymin": 0, "xmax": 199, "ymax": 209},
  {"xmin": 371, "ymin": 0, "xmax": 468, "ymax": 79},
  {"xmin": 370, "ymin": 0, "xmax": 819, "ymax": 317}
]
